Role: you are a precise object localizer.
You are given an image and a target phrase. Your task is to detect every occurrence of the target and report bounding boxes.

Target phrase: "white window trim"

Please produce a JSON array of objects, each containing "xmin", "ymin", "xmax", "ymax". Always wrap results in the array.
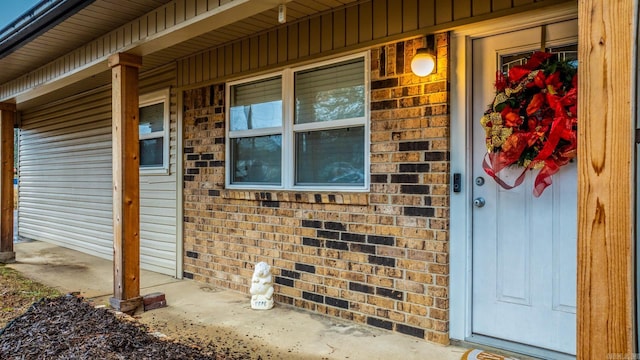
[
  {"xmin": 225, "ymin": 52, "xmax": 370, "ymax": 192},
  {"xmin": 139, "ymin": 89, "xmax": 170, "ymax": 175}
]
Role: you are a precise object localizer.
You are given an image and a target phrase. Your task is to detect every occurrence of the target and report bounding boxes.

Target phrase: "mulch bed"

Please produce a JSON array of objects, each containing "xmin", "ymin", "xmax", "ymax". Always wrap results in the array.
[{"xmin": 0, "ymin": 295, "xmax": 254, "ymax": 360}]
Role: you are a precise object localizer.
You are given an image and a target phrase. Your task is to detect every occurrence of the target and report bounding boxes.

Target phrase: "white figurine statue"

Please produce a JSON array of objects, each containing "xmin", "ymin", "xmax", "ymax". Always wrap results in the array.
[{"xmin": 250, "ymin": 261, "xmax": 274, "ymax": 310}]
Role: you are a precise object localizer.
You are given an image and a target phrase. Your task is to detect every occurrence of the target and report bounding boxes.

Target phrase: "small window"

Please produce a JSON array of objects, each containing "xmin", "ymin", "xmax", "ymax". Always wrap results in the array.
[
  {"xmin": 226, "ymin": 53, "xmax": 369, "ymax": 190},
  {"xmin": 139, "ymin": 90, "xmax": 170, "ymax": 173}
]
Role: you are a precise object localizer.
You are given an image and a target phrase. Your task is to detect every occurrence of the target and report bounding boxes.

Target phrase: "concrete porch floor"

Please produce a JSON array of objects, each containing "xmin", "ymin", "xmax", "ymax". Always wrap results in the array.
[{"xmin": 6, "ymin": 240, "xmax": 467, "ymax": 360}]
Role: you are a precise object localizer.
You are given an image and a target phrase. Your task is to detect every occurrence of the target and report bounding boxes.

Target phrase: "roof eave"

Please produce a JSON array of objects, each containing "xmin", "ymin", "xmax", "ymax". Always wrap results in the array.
[{"xmin": 0, "ymin": 0, "xmax": 97, "ymax": 60}]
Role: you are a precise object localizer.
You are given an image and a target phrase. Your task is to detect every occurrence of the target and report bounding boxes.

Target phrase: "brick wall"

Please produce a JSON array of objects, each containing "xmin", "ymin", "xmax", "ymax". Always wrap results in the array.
[{"xmin": 182, "ymin": 33, "xmax": 450, "ymax": 344}]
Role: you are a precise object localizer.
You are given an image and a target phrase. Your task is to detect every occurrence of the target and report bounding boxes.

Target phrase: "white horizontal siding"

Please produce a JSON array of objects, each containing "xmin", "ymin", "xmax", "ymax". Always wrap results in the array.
[
  {"xmin": 19, "ymin": 64, "xmax": 179, "ymax": 276},
  {"xmin": 139, "ymin": 65, "xmax": 179, "ymax": 275}
]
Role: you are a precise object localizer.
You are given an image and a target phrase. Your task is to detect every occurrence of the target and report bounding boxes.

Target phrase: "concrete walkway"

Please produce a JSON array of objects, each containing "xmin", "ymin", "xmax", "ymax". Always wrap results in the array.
[{"xmin": 7, "ymin": 241, "xmax": 467, "ymax": 360}]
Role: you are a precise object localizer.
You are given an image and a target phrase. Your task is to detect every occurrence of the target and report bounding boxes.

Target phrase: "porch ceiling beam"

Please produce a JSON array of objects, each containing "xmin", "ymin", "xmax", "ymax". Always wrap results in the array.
[
  {"xmin": 9, "ymin": 0, "xmax": 291, "ymax": 106},
  {"xmin": 577, "ymin": 0, "xmax": 636, "ymax": 357},
  {"xmin": 0, "ymin": 102, "xmax": 14, "ymax": 264},
  {"xmin": 108, "ymin": 52, "xmax": 142, "ymax": 313}
]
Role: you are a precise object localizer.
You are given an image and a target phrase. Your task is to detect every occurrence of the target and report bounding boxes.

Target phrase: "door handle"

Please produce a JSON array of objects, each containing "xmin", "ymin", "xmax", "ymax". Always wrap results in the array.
[{"xmin": 473, "ymin": 197, "xmax": 486, "ymax": 208}]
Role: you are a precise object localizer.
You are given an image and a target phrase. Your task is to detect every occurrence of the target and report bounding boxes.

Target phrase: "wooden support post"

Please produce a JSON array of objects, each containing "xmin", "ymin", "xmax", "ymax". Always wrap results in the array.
[
  {"xmin": 108, "ymin": 53, "xmax": 142, "ymax": 313},
  {"xmin": 0, "ymin": 103, "xmax": 14, "ymax": 264},
  {"xmin": 577, "ymin": 0, "xmax": 636, "ymax": 358}
]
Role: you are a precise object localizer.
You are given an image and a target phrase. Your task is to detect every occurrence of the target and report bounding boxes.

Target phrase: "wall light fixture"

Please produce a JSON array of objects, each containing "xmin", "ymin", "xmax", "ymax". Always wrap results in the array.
[{"xmin": 410, "ymin": 35, "xmax": 436, "ymax": 77}]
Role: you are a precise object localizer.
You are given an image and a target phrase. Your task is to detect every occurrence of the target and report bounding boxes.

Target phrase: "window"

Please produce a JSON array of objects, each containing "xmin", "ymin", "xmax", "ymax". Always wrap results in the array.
[
  {"xmin": 226, "ymin": 53, "xmax": 369, "ymax": 190},
  {"xmin": 229, "ymin": 76, "xmax": 283, "ymax": 185},
  {"xmin": 139, "ymin": 90, "xmax": 170, "ymax": 173}
]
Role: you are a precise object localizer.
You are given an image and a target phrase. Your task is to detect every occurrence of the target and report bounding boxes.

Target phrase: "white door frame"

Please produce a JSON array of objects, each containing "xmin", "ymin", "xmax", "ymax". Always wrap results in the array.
[{"xmin": 448, "ymin": 0, "xmax": 578, "ymax": 352}]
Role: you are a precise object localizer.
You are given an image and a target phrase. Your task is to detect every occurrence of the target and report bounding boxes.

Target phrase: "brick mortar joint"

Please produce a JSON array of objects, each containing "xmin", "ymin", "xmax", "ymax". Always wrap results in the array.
[{"xmin": 218, "ymin": 189, "xmax": 370, "ymax": 205}]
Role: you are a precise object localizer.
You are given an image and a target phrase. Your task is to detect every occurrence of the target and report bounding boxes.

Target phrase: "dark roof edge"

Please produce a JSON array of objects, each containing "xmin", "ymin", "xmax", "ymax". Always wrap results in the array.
[{"xmin": 0, "ymin": 0, "xmax": 97, "ymax": 60}]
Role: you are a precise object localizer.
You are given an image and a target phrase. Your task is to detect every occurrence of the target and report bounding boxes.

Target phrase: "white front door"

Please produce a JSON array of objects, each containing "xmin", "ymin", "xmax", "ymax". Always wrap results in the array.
[{"xmin": 471, "ymin": 20, "xmax": 577, "ymax": 356}]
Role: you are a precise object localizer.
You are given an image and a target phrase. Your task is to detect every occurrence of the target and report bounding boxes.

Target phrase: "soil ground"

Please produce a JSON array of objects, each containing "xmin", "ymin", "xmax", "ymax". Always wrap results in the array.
[
  {"xmin": 0, "ymin": 265, "xmax": 258, "ymax": 359},
  {"xmin": 0, "ymin": 265, "xmax": 60, "ymax": 328}
]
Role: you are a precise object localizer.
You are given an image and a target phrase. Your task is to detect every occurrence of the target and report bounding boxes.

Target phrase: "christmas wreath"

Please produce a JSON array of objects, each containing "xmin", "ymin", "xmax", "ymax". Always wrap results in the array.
[{"xmin": 480, "ymin": 51, "xmax": 578, "ymax": 197}]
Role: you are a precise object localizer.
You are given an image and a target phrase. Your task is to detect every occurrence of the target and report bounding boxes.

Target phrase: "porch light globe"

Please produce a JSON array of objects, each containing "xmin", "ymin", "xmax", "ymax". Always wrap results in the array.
[{"xmin": 411, "ymin": 49, "xmax": 436, "ymax": 77}]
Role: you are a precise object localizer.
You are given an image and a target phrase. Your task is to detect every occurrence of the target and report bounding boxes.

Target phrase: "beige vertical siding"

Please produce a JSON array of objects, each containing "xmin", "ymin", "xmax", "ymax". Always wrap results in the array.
[
  {"xmin": 19, "ymin": 65, "xmax": 179, "ymax": 276},
  {"xmin": 177, "ymin": 0, "xmax": 560, "ymax": 87}
]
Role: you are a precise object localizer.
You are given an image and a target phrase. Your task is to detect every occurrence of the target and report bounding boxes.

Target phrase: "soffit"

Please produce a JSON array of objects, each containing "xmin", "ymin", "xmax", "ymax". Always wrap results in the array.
[
  {"xmin": 0, "ymin": 0, "xmax": 172, "ymax": 84},
  {"xmin": 143, "ymin": 0, "xmax": 361, "ymax": 70},
  {"xmin": 13, "ymin": 0, "xmax": 361, "ymax": 109}
]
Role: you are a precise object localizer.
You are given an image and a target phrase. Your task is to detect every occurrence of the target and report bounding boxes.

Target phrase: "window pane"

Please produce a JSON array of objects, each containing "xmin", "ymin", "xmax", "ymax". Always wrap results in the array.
[
  {"xmin": 295, "ymin": 58, "xmax": 365, "ymax": 124},
  {"xmin": 295, "ymin": 127, "xmax": 364, "ymax": 185},
  {"xmin": 140, "ymin": 138, "xmax": 163, "ymax": 167},
  {"xmin": 500, "ymin": 44, "xmax": 578, "ymax": 73},
  {"xmin": 230, "ymin": 77, "xmax": 282, "ymax": 130},
  {"xmin": 139, "ymin": 103, "xmax": 164, "ymax": 134},
  {"xmin": 231, "ymin": 135, "xmax": 282, "ymax": 185},
  {"xmin": 546, "ymin": 44, "xmax": 578, "ymax": 67}
]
